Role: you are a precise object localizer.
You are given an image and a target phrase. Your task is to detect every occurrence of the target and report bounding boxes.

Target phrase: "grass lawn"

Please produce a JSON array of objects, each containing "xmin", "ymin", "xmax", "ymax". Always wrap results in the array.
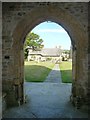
[
  {"xmin": 59, "ymin": 61, "xmax": 72, "ymax": 83},
  {"xmin": 24, "ymin": 61, "xmax": 55, "ymax": 82}
]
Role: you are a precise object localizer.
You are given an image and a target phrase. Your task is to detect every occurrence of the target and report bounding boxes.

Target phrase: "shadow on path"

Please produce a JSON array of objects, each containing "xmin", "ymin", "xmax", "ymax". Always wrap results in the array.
[{"xmin": 3, "ymin": 64, "xmax": 88, "ymax": 118}]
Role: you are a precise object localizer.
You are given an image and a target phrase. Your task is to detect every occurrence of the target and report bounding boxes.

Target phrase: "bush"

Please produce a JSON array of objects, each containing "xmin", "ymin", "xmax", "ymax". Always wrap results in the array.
[{"xmin": 46, "ymin": 57, "xmax": 52, "ymax": 61}]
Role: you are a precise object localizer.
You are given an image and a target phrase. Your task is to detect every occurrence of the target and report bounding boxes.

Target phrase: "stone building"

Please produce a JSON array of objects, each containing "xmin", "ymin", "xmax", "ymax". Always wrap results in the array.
[{"xmin": 28, "ymin": 47, "xmax": 62, "ymax": 63}]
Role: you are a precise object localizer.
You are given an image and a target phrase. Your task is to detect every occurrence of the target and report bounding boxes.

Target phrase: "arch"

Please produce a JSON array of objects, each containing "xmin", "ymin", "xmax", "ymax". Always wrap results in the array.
[
  {"xmin": 12, "ymin": 5, "xmax": 87, "ymax": 49},
  {"xmin": 11, "ymin": 4, "xmax": 87, "ymax": 106}
]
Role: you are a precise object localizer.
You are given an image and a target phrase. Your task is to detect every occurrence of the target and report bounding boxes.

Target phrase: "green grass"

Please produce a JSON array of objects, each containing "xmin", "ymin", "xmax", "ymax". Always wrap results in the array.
[
  {"xmin": 24, "ymin": 61, "xmax": 55, "ymax": 82},
  {"xmin": 59, "ymin": 61, "xmax": 72, "ymax": 83}
]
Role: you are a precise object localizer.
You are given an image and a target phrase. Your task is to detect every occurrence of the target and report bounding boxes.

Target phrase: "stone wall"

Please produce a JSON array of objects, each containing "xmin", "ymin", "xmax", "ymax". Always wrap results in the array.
[
  {"xmin": 88, "ymin": 2, "xmax": 90, "ymax": 110},
  {"xmin": 0, "ymin": 1, "xmax": 2, "ymax": 119},
  {"xmin": 2, "ymin": 2, "xmax": 89, "ymax": 109}
]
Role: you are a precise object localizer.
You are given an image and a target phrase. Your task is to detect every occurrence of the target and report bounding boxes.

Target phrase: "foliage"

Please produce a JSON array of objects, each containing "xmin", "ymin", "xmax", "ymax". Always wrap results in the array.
[
  {"xmin": 59, "ymin": 61, "xmax": 72, "ymax": 83},
  {"xmin": 24, "ymin": 32, "xmax": 44, "ymax": 59},
  {"xmin": 63, "ymin": 49, "xmax": 70, "ymax": 54},
  {"xmin": 46, "ymin": 57, "xmax": 52, "ymax": 61},
  {"xmin": 24, "ymin": 48, "xmax": 29, "ymax": 59}
]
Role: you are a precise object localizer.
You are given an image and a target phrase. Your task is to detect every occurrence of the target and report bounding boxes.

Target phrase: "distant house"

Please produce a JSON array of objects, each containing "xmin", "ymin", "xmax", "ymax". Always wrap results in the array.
[
  {"xmin": 27, "ymin": 47, "xmax": 62, "ymax": 63},
  {"xmin": 69, "ymin": 46, "xmax": 72, "ymax": 59}
]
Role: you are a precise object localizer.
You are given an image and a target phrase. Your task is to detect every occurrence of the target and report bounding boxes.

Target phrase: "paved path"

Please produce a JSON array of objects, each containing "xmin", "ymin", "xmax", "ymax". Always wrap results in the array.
[
  {"xmin": 3, "ymin": 64, "xmax": 88, "ymax": 118},
  {"xmin": 44, "ymin": 64, "xmax": 62, "ymax": 83}
]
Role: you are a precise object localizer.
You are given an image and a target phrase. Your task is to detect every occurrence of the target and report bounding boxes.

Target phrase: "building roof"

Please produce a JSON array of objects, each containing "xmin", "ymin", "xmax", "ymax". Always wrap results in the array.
[{"xmin": 28, "ymin": 48, "xmax": 62, "ymax": 57}]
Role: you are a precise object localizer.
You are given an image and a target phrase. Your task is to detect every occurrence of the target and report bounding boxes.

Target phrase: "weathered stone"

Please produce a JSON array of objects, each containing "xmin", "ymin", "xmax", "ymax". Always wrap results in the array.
[{"xmin": 2, "ymin": 2, "xmax": 89, "ymax": 110}]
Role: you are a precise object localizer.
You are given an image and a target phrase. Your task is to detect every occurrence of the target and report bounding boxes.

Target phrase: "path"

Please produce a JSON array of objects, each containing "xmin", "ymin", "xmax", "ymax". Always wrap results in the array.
[
  {"xmin": 3, "ymin": 64, "xmax": 88, "ymax": 118},
  {"xmin": 44, "ymin": 64, "xmax": 62, "ymax": 83}
]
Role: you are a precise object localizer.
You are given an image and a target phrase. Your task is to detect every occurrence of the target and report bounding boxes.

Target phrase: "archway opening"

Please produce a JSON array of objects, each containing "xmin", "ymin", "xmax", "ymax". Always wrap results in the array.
[
  {"xmin": 24, "ymin": 21, "xmax": 73, "ymax": 84},
  {"xmin": 10, "ymin": 3, "xmax": 87, "ymax": 111},
  {"xmin": 2, "ymin": 3, "xmax": 88, "ymax": 118},
  {"xmin": 23, "ymin": 21, "xmax": 74, "ymax": 117}
]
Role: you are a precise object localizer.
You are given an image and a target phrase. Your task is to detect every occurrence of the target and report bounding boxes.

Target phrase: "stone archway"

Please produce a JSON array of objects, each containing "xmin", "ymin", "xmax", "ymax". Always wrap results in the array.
[{"xmin": 2, "ymin": 3, "xmax": 88, "ymax": 108}]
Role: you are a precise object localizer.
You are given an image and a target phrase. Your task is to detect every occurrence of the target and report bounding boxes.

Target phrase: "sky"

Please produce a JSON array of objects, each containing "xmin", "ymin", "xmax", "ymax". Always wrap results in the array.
[{"xmin": 31, "ymin": 21, "xmax": 71, "ymax": 50}]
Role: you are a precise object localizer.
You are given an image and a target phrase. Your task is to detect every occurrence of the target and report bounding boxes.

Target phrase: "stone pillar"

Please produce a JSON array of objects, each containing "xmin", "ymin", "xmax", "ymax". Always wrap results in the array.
[
  {"xmin": 11, "ymin": 46, "xmax": 24, "ymax": 107},
  {"xmin": 2, "ymin": 46, "xmax": 25, "ymax": 107},
  {"xmin": 71, "ymin": 45, "xmax": 88, "ymax": 109},
  {"xmin": 0, "ymin": 1, "xmax": 2, "ymax": 119},
  {"xmin": 88, "ymin": 2, "xmax": 90, "ymax": 111},
  {"xmin": 70, "ymin": 45, "xmax": 77, "ymax": 106}
]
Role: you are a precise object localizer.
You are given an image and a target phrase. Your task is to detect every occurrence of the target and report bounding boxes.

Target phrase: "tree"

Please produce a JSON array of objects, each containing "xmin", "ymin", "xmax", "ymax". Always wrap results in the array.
[{"xmin": 24, "ymin": 32, "xmax": 44, "ymax": 59}]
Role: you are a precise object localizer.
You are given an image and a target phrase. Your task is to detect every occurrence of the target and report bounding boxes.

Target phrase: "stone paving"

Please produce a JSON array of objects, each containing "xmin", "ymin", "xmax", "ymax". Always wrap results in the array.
[
  {"xmin": 2, "ymin": 64, "xmax": 88, "ymax": 118},
  {"xmin": 44, "ymin": 64, "xmax": 62, "ymax": 83}
]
